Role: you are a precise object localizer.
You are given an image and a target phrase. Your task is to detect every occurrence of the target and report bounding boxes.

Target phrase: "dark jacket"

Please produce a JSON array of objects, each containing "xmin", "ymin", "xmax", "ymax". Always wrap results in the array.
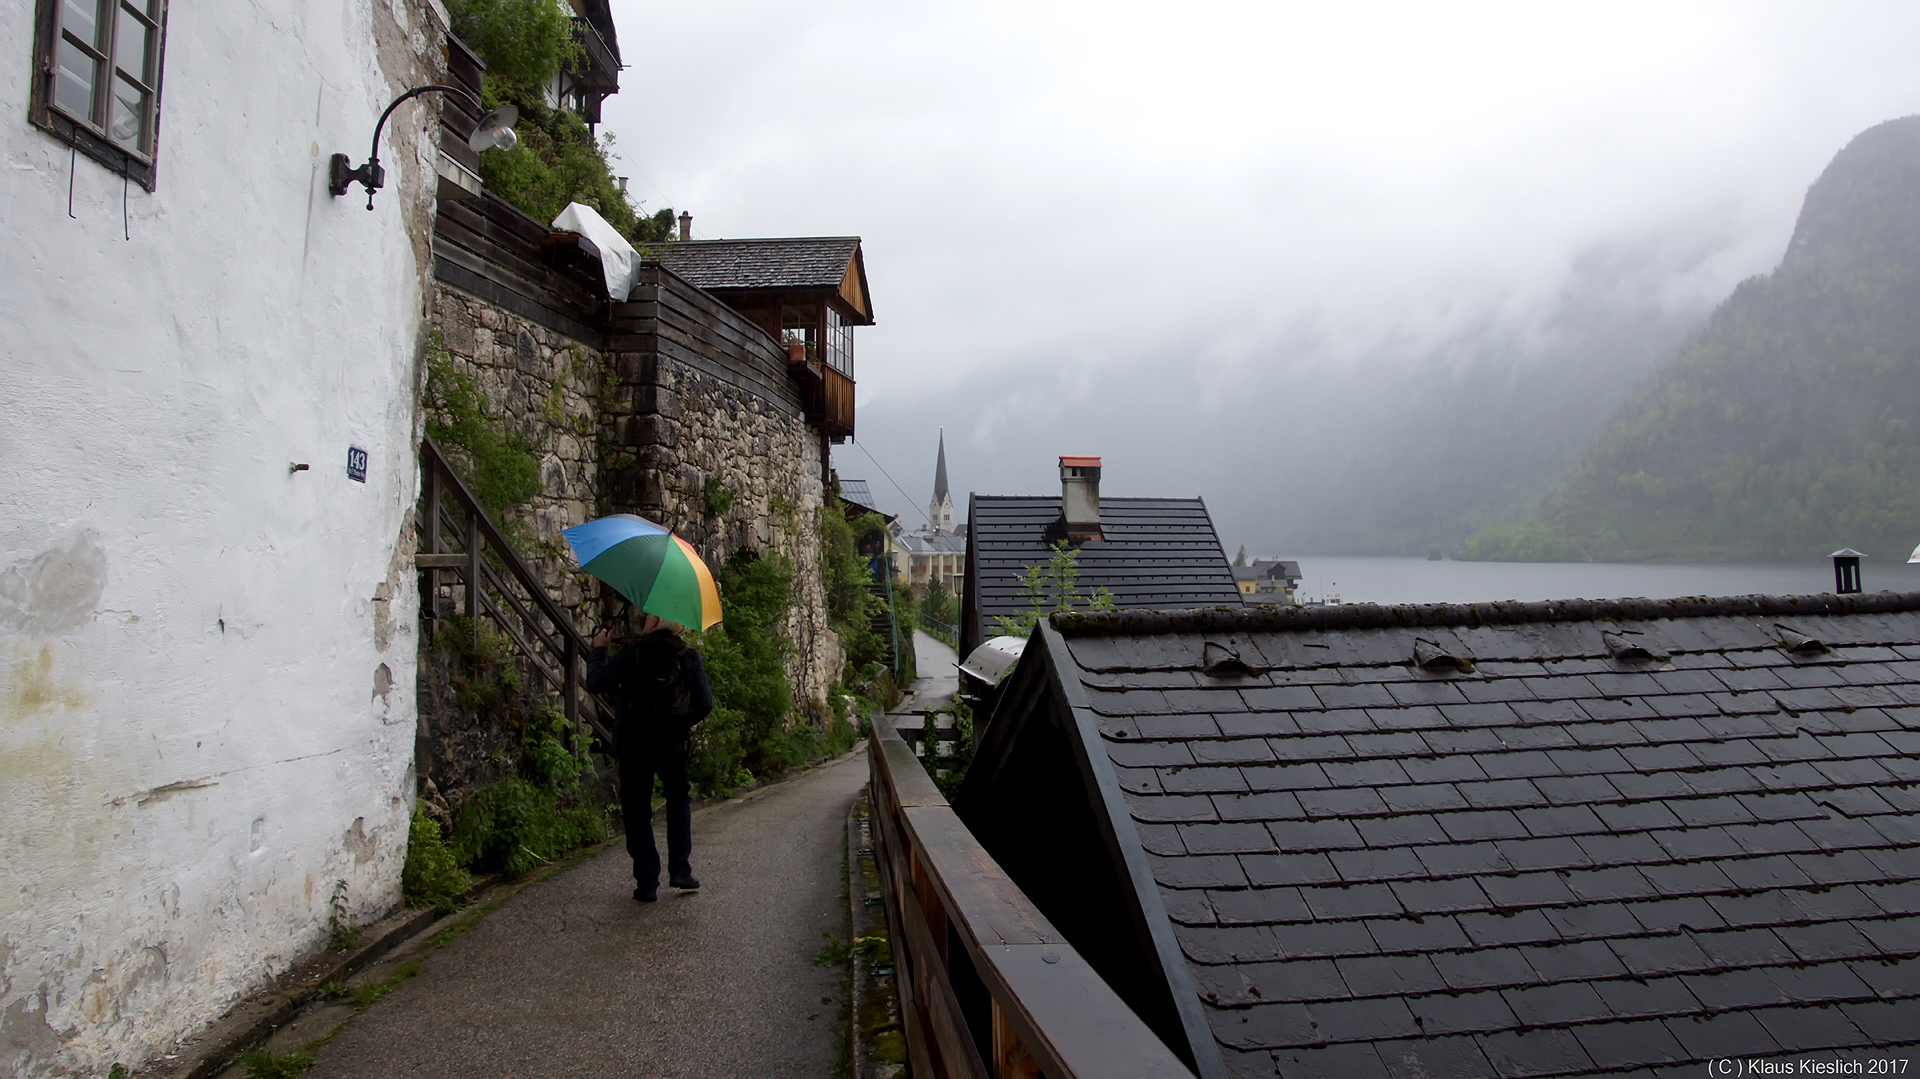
[{"xmin": 585, "ymin": 630, "xmax": 714, "ymax": 753}]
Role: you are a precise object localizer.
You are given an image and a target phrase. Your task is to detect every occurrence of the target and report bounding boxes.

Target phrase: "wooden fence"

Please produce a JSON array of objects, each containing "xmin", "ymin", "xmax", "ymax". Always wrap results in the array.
[
  {"xmin": 417, "ymin": 435, "xmax": 614, "ymax": 747},
  {"xmin": 866, "ymin": 716, "xmax": 1197, "ymax": 1079}
]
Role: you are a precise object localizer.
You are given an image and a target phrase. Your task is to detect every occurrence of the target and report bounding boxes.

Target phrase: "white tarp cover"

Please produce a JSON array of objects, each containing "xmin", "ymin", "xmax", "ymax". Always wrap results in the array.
[
  {"xmin": 959, "ymin": 635, "xmax": 1027, "ymax": 685},
  {"xmin": 550, "ymin": 201, "xmax": 638, "ymax": 302}
]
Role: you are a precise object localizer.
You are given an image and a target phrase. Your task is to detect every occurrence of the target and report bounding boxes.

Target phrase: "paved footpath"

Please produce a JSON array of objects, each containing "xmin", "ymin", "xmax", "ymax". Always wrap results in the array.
[
  {"xmin": 305, "ymin": 750, "xmax": 869, "ymax": 1079},
  {"xmin": 910, "ymin": 629, "xmax": 959, "ymax": 704}
]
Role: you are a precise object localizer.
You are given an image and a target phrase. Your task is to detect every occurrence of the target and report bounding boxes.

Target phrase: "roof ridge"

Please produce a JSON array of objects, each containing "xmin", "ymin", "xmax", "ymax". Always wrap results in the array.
[{"xmin": 1051, "ymin": 590, "xmax": 1920, "ymax": 636}]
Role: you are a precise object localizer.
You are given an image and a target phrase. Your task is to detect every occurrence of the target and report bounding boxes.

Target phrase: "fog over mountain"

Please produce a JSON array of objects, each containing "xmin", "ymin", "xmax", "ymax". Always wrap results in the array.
[{"xmin": 600, "ymin": 1, "xmax": 1920, "ymax": 557}]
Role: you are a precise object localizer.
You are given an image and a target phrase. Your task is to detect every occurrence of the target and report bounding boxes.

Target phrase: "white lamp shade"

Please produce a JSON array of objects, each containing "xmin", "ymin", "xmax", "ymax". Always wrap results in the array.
[{"xmin": 469, "ymin": 105, "xmax": 519, "ymax": 153}]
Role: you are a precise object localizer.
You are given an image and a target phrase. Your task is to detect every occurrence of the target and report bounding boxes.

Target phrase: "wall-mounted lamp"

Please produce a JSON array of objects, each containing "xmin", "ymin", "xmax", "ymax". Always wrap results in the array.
[{"xmin": 329, "ymin": 85, "xmax": 518, "ymax": 210}]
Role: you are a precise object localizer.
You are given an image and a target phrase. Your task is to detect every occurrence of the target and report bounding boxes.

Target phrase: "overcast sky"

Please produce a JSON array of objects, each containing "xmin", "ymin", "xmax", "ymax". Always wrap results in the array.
[{"xmin": 599, "ymin": 1, "xmax": 1920, "ymax": 547}]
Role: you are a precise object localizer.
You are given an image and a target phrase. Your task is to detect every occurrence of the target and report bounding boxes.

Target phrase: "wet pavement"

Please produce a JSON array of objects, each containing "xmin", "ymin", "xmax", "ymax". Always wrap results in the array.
[{"xmin": 300, "ymin": 752, "xmax": 868, "ymax": 1079}]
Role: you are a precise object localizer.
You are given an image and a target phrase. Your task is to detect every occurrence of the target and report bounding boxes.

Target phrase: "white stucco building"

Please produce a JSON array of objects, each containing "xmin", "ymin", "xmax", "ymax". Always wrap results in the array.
[{"xmin": 1, "ymin": 2, "xmax": 446, "ymax": 1073}]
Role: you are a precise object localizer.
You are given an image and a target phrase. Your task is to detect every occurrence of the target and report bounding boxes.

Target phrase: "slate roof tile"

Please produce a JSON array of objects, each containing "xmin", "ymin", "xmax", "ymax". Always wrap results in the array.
[
  {"xmin": 1181, "ymin": 822, "xmax": 1277, "ymax": 854},
  {"xmin": 1272, "ymin": 1041, "xmax": 1393, "ymax": 1079},
  {"xmin": 1572, "ymin": 832, "xmax": 1671, "ymax": 867},
  {"xmin": 1762, "ymin": 960, "xmax": 1878, "ymax": 1002},
  {"xmin": 1126, "ymin": 792, "xmax": 1217, "ymax": 822},
  {"xmin": 1378, "ymin": 784, "xmax": 1470, "ymax": 813},
  {"xmin": 1608, "ymin": 932, "xmax": 1716, "ymax": 976},
  {"xmin": 1495, "ymin": 836, "xmax": 1592, "ymax": 871},
  {"xmin": 1839, "ymin": 998, "xmax": 1920, "ymax": 1043},
  {"xmin": 1478, "ymin": 1026, "xmax": 1596, "ymax": 1076},
  {"xmin": 1241, "ymin": 851, "xmax": 1342, "ymax": 887},
  {"xmin": 1021, "ymin": 595, "xmax": 1920, "ymax": 1071},
  {"xmin": 1439, "ymin": 810, "xmax": 1533, "ymax": 842},
  {"xmin": 1319, "ymin": 759, "xmax": 1414, "ymax": 787},
  {"xmin": 1591, "ymin": 975, "xmax": 1701, "ymax": 1018},
  {"xmin": 1150, "ymin": 853, "xmax": 1249, "ymax": 889},
  {"xmin": 1161, "ymin": 765, "xmax": 1251, "ymax": 794},
  {"xmin": 1855, "ymin": 916, "xmax": 1920, "ymax": 953},
  {"xmin": 1456, "ymin": 908, "xmax": 1564, "ymax": 947},
  {"xmin": 1270, "ymin": 920, "xmax": 1378, "ymax": 959},
  {"xmin": 1417, "ymin": 841, "xmax": 1515, "ymax": 877},
  {"xmin": 1860, "ymin": 880, "xmax": 1920, "ymax": 915},
  {"xmin": 1405, "ymin": 988, "xmax": 1519, "ymax": 1035},
  {"xmin": 1790, "ymin": 849, "xmax": 1891, "ymax": 885},
  {"xmin": 1211, "ymin": 887, "xmax": 1311, "ymax": 925},
  {"xmin": 1216, "ymin": 1001, "xmax": 1314, "ymax": 1050},
  {"xmin": 1750, "ymin": 1003, "xmax": 1871, "ymax": 1050},
  {"xmin": 1566, "ymin": 1013, "xmax": 1689, "ymax": 1067},
  {"xmin": 1330, "ymin": 846, "xmax": 1430, "ymax": 883},
  {"xmin": 1665, "ymin": 795, "xmax": 1757, "ymax": 828},
  {"xmin": 1213, "ymin": 791, "xmax": 1306, "ymax": 822},
  {"xmin": 1477, "ymin": 872, "xmax": 1579, "ymax": 908},
  {"xmin": 1695, "ymin": 927, "xmax": 1798, "ymax": 967},
  {"xmin": 1631, "ymin": 896, "xmax": 1727, "ymax": 933},
  {"xmin": 1309, "ymin": 996, "xmax": 1422, "ymax": 1042},
  {"xmin": 1336, "ymin": 953, "xmax": 1448, "ymax": 996},
  {"xmin": 1848, "ymin": 955, "xmax": 1920, "ymax": 997},
  {"xmin": 1352, "ymin": 814, "xmax": 1450, "ymax": 848},
  {"xmin": 1267, "ymin": 818, "xmax": 1367, "ymax": 851},
  {"xmin": 1775, "ymin": 920, "xmax": 1883, "ymax": 962},
  {"xmin": 1191, "ymin": 739, "xmax": 1278, "ymax": 765},
  {"xmin": 1364, "ymin": 915, "xmax": 1473, "ymax": 953}
]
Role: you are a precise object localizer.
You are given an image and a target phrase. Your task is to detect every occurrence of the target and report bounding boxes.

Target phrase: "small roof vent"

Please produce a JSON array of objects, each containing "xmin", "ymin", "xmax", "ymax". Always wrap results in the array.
[
  {"xmin": 1603, "ymin": 630, "xmax": 1667, "ymax": 664},
  {"xmin": 1413, "ymin": 638, "xmax": 1473, "ymax": 673},
  {"xmin": 1775, "ymin": 624, "xmax": 1830, "ymax": 655}
]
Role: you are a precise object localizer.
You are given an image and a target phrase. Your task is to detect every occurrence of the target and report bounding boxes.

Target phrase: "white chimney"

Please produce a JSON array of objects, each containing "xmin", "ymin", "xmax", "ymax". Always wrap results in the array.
[{"xmin": 1060, "ymin": 455, "xmax": 1102, "ymax": 540}]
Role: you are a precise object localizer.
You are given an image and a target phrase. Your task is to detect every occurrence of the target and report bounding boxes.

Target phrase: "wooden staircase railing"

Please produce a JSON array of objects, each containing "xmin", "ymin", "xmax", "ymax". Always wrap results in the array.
[
  {"xmin": 867, "ymin": 716, "xmax": 1198, "ymax": 1079},
  {"xmin": 416, "ymin": 435, "xmax": 614, "ymax": 747}
]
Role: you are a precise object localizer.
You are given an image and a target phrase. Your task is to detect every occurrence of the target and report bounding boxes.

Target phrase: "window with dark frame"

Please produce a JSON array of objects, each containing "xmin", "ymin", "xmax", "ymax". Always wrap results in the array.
[{"xmin": 30, "ymin": 0, "xmax": 168, "ymax": 189}]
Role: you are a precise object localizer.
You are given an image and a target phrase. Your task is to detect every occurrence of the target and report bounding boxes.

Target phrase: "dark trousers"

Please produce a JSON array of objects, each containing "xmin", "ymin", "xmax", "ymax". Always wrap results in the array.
[{"xmin": 619, "ymin": 740, "xmax": 691, "ymax": 885}]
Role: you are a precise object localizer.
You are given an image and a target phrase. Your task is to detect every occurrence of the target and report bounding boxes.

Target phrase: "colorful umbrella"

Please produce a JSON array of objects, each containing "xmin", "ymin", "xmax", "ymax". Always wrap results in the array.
[{"xmin": 560, "ymin": 514, "xmax": 723, "ymax": 630}]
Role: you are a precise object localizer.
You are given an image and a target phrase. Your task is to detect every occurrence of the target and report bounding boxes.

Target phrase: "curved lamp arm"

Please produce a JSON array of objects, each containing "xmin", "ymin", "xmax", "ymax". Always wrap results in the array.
[{"xmin": 328, "ymin": 84, "xmax": 483, "ymax": 211}]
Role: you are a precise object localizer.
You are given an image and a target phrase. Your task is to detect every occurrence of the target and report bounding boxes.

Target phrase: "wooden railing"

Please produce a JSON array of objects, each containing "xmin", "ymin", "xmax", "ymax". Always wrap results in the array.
[
  {"xmin": 888, "ymin": 708, "xmax": 964, "ymax": 771},
  {"xmin": 867, "ymin": 717, "xmax": 1197, "ymax": 1079},
  {"xmin": 417, "ymin": 435, "xmax": 614, "ymax": 747}
]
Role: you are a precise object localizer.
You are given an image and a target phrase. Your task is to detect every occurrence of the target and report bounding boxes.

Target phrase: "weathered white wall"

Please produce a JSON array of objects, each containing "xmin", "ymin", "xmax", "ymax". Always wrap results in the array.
[{"xmin": 0, "ymin": 2, "xmax": 444, "ymax": 1073}]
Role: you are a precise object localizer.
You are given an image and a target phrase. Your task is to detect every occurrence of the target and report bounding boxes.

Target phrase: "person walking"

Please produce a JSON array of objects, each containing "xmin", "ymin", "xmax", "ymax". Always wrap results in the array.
[{"xmin": 587, "ymin": 613, "xmax": 713, "ymax": 902}]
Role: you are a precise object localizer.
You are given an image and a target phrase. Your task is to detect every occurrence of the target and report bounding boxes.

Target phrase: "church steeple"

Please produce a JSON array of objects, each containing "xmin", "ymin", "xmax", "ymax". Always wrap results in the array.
[{"xmin": 929, "ymin": 428, "xmax": 954, "ymax": 533}]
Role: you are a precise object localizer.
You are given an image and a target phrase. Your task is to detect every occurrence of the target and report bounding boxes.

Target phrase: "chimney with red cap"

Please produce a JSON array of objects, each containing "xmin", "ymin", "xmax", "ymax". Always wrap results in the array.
[{"xmin": 1060, "ymin": 455, "xmax": 1102, "ymax": 540}]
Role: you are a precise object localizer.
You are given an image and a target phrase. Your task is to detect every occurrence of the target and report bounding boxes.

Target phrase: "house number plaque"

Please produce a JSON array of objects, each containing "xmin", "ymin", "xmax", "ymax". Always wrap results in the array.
[{"xmin": 347, "ymin": 446, "xmax": 369, "ymax": 483}]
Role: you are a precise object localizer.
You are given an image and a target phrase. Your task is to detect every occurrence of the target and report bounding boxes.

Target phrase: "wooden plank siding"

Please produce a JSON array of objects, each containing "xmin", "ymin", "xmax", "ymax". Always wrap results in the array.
[{"xmin": 432, "ymin": 190, "xmax": 838, "ymax": 441}]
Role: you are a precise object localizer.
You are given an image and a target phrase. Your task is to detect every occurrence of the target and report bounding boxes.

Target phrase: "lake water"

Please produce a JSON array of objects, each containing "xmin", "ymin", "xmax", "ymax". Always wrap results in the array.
[{"xmin": 1291, "ymin": 556, "xmax": 1920, "ymax": 607}]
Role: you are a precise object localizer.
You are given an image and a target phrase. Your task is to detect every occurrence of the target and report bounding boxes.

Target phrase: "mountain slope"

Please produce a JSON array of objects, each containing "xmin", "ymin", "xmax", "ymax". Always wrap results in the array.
[{"xmin": 1464, "ymin": 115, "xmax": 1920, "ymax": 562}]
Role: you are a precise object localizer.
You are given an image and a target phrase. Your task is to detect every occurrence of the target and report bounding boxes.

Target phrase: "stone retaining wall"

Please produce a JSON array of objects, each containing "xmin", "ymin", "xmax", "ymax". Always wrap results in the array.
[{"xmin": 426, "ymin": 269, "xmax": 844, "ymax": 722}]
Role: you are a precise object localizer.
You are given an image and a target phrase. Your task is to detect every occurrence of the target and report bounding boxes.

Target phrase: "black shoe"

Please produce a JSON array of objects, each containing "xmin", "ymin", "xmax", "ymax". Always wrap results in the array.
[
  {"xmin": 668, "ymin": 874, "xmax": 700, "ymax": 891},
  {"xmin": 633, "ymin": 884, "xmax": 657, "ymax": 902}
]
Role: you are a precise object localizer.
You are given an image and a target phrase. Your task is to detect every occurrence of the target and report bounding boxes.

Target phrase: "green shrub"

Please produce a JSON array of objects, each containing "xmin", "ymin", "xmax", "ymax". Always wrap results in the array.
[
  {"xmin": 449, "ymin": 708, "xmax": 607, "ymax": 877},
  {"xmin": 424, "ymin": 353, "xmax": 542, "ymax": 525},
  {"xmin": 689, "ymin": 549, "xmax": 796, "ymax": 774},
  {"xmin": 402, "ymin": 809, "xmax": 472, "ymax": 914},
  {"xmin": 688, "ymin": 705, "xmax": 751, "ymax": 796},
  {"xmin": 451, "ymin": 777, "xmax": 605, "ymax": 876},
  {"xmin": 445, "ymin": 0, "xmax": 574, "ymax": 87},
  {"xmin": 474, "ymin": 85, "xmax": 639, "ymax": 234}
]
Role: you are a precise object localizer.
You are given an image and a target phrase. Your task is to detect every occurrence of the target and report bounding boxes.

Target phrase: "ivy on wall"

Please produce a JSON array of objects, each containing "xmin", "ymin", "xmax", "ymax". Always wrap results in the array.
[{"xmin": 447, "ymin": 0, "xmax": 676, "ymax": 242}]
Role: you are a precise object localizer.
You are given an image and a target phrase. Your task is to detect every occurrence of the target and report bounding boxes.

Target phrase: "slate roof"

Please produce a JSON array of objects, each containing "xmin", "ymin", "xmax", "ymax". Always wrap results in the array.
[
  {"xmin": 639, "ymin": 237, "xmax": 870, "ymax": 318},
  {"xmin": 899, "ymin": 527, "xmax": 968, "ymax": 555},
  {"xmin": 961, "ymin": 494, "xmax": 1241, "ymax": 657},
  {"xmin": 963, "ymin": 594, "xmax": 1920, "ymax": 1078}
]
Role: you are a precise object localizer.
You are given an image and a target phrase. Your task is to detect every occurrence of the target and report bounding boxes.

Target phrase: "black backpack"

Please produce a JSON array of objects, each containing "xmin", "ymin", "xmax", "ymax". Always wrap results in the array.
[{"xmin": 626, "ymin": 640, "xmax": 713, "ymax": 744}]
